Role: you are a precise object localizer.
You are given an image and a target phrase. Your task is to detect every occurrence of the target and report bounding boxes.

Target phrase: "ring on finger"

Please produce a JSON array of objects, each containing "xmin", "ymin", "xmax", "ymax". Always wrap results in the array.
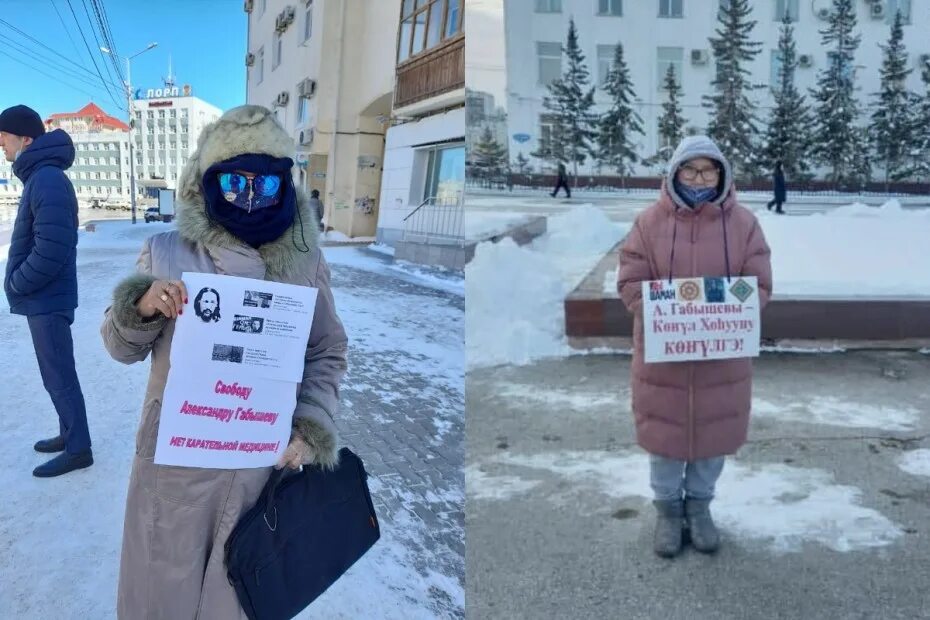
[{"xmin": 160, "ymin": 293, "xmax": 169, "ymax": 302}]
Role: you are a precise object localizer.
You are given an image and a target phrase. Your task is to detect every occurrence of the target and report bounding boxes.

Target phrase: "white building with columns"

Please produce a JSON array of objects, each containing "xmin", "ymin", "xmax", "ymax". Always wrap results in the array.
[{"xmin": 504, "ymin": 0, "xmax": 929, "ymax": 176}]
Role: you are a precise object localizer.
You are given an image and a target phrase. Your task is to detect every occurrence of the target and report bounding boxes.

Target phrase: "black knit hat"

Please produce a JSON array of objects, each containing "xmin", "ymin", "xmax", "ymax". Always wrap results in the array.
[{"xmin": 0, "ymin": 105, "xmax": 46, "ymax": 139}]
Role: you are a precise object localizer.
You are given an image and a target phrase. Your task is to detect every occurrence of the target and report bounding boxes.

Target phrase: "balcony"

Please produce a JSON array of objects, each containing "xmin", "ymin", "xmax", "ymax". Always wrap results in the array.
[{"xmin": 394, "ymin": 34, "xmax": 464, "ymax": 110}]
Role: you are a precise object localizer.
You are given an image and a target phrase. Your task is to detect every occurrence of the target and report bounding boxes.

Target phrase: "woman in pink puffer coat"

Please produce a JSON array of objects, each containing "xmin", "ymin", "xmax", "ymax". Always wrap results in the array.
[{"xmin": 618, "ymin": 135, "xmax": 772, "ymax": 558}]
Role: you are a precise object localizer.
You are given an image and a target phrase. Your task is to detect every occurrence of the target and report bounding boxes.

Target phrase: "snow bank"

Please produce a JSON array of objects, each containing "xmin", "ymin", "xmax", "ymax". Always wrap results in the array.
[
  {"xmin": 462, "ymin": 211, "xmax": 535, "ymax": 240},
  {"xmin": 761, "ymin": 199, "xmax": 930, "ymax": 297},
  {"xmin": 897, "ymin": 449, "xmax": 930, "ymax": 478},
  {"xmin": 466, "ymin": 205, "xmax": 626, "ymax": 368}
]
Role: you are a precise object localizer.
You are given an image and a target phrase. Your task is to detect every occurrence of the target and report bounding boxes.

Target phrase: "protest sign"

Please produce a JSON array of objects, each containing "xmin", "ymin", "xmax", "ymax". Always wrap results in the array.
[
  {"xmin": 641, "ymin": 276, "xmax": 760, "ymax": 364},
  {"xmin": 155, "ymin": 272, "xmax": 317, "ymax": 468}
]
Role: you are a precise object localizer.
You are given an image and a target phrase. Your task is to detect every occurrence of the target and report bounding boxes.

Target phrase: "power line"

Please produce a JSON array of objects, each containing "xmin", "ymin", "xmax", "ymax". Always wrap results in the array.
[
  {"xmin": 0, "ymin": 47, "xmax": 106, "ymax": 102},
  {"xmin": 64, "ymin": 0, "xmax": 122, "ymax": 109},
  {"xmin": 50, "ymin": 0, "xmax": 85, "ymax": 66},
  {"xmin": 90, "ymin": 0, "xmax": 126, "ymax": 87},
  {"xmin": 79, "ymin": 0, "xmax": 120, "ymax": 95},
  {"xmin": 0, "ymin": 38, "xmax": 120, "ymax": 93},
  {"xmin": 0, "ymin": 16, "xmax": 119, "ymax": 88}
]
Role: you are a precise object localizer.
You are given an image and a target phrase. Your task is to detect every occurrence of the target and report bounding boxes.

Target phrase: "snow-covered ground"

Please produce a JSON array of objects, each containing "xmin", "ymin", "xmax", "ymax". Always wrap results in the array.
[
  {"xmin": 462, "ymin": 211, "xmax": 536, "ymax": 241},
  {"xmin": 466, "ymin": 204, "xmax": 627, "ymax": 368},
  {"xmin": 0, "ymin": 221, "xmax": 464, "ymax": 619}
]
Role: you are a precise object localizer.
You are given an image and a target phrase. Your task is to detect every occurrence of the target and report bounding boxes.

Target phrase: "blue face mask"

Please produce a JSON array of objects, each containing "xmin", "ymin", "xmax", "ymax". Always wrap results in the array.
[{"xmin": 677, "ymin": 184, "xmax": 718, "ymax": 206}]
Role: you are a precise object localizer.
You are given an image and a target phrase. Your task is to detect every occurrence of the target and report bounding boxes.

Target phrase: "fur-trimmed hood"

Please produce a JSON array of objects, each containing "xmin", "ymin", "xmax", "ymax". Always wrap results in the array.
[{"xmin": 175, "ymin": 105, "xmax": 319, "ymax": 280}]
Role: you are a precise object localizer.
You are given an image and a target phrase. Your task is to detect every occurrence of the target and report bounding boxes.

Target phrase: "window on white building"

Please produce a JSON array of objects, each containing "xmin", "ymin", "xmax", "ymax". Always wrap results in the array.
[
  {"xmin": 535, "ymin": 0, "xmax": 561, "ymax": 12},
  {"xmin": 659, "ymin": 0, "xmax": 683, "ymax": 18},
  {"xmin": 774, "ymin": 0, "xmax": 799, "ymax": 21},
  {"xmin": 657, "ymin": 47, "xmax": 684, "ymax": 89},
  {"xmin": 398, "ymin": 0, "xmax": 462, "ymax": 63},
  {"xmin": 298, "ymin": 97, "xmax": 310, "ymax": 124},
  {"xmin": 537, "ymin": 41, "xmax": 562, "ymax": 85},
  {"xmin": 423, "ymin": 144, "xmax": 465, "ymax": 204},
  {"xmin": 147, "ymin": 111, "xmax": 154, "ymax": 119},
  {"xmin": 598, "ymin": 0, "xmax": 622, "ymax": 16},
  {"xmin": 302, "ymin": 1, "xmax": 313, "ymax": 43},
  {"xmin": 597, "ymin": 45, "xmax": 617, "ymax": 87},
  {"xmin": 256, "ymin": 46, "xmax": 265, "ymax": 84},
  {"xmin": 538, "ymin": 114, "xmax": 556, "ymax": 158},
  {"xmin": 770, "ymin": 49, "xmax": 784, "ymax": 88},
  {"xmin": 888, "ymin": 0, "xmax": 911, "ymax": 24},
  {"xmin": 273, "ymin": 32, "xmax": 283, "ymax": 70},
  {"xmin": 260, "ymin": 0, "xmax": 267, "ymax": 16}
]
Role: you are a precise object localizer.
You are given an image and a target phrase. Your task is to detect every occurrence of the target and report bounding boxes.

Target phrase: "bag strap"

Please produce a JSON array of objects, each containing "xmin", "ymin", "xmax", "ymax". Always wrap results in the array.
[{"xmin": 260, "ymin": 467, "xmax": 289, "ymax": 532}]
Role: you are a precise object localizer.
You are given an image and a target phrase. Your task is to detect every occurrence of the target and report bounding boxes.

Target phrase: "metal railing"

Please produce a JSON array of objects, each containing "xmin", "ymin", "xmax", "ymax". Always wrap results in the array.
[{"xmin": 402, "ymin": 191, "xmax": 465, "ymax": 246}]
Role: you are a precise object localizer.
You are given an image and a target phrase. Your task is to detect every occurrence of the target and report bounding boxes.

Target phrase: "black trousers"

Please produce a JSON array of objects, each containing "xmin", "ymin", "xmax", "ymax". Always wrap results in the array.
[
  {"xmin": 767, "ymin": 199, "xmax": 784, "ymax": 213},
  {"xmin": 551, "ymin": 178, "xmax": 571, "ymax": 198}
]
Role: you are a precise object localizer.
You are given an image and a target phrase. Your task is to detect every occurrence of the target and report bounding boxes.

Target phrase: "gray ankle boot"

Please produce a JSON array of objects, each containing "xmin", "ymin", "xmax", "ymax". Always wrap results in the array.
[
  {"xmin": 652, "ymin": 499, "xmax": 685, "ymax": 558},
  {"xmin": 685, "ymin": 498, "xmax": 720, "ymax": 553}
]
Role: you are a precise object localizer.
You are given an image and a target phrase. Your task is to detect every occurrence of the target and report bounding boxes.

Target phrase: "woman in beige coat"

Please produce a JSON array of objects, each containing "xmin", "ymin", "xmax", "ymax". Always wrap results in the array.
[{"xmin": 101, "ymin": 106, "xmax": 348, "ymax": 619}]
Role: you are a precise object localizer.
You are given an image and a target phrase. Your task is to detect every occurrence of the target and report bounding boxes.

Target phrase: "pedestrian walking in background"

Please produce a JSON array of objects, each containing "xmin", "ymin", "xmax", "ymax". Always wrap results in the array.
[
  {"xmin": 617, "ymin": 135, "xmax": 772, "ymax": 558},
  {"xmin": 101, "ymin": 106, "xmax": 348, "ymax": 618},
  {"xmin": 767, "ymin": 160, "xmax": 786, "ymax": 214},
  {"xmin": 550, "ymin": 161, "xmax": 571, "ymax": 198},
  {"xmin": 0, "ymin": 104, "xmax": 93, "ymax": 478},
  {"xmin": 309, "ymin": 188, "xmax": 325, "ymax": 232}
]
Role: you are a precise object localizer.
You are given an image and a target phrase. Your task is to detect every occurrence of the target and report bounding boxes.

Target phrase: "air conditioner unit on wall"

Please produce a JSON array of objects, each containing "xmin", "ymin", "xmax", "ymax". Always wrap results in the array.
[
  {"xmin": 297, "ymin": 78, "xmax": 317, "ymax": 98},
  {"xmin": 244, "ymin": 0, "xmax": 253, "ymax": 13},
  {"xmin": 817, "ymin": 7, "xmax": 831, "ymax": 19},
  {"xmin": 299, "ymin": 129, "xmax": 314, "ymax": 146},
  {"xmin": 870, "ymin": 2, "xmax": 885, "ymax": 18},
  {"xmin": 691, "ymin": 49, "xmax": 709, "ymax": 65},
  {"xmin": 918, "ymin": 53, "xmax": 930, "ymax": 68},
  {"xmin": 275, "ymin": 91, "xmax": 290, "ymax": 107},
  {"xmin": 284, "ymin": 6, "xmax": 296, "ymax": 24},
  {"xmin": 245, "ymin": 52, "xmax": 255, "ymax": 67},
  {"xmin": 798, "ymin": 53, "xmax": 813, "ymax": 68}
]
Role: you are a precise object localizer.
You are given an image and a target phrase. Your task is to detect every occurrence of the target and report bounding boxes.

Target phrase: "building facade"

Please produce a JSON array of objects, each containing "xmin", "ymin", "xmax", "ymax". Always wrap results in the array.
[
  {"xmin": 245, "ymin": 0, "xmax": 399, "ymax": 238},
  {"xmin": 0, "ymin": 103, "xmax": 132, "ymax": 204},
  {"xmin": 504, "ymin": 0, "xmax": 930, "ymax": 176},
  {"xmin": 130, "ymin": 85, "xmax": 222, "ymax": 193},
  {"xmin": 376, "ymin": 0, "xmax": 466, "ymax": 248}
]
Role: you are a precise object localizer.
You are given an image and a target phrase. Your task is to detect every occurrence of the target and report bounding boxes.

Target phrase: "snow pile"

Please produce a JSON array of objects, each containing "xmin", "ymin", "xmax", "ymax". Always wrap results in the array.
[
  {"xmin": 758, "ymin": 199, "xmax": 930, "ymax": 297},
  {"xmin": 466, "ymin": 205, "xmax": 626, "ymax": 368},
  {"xmin": 462, "ymin": 211, "xmax": 535, "ymax": 240},
  {"xmin": 896, "ymin": 449, "xmax": 930, "ymax": 478},
  {"xmin": 752, "ymin": 396, "xmax": 920, "ymax": 432}
]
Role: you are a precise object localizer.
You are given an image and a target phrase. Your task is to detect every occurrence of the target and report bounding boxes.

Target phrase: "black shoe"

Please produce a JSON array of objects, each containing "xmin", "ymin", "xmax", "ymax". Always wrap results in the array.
[
  {"xmin": 33, "ymin": 450, "xmax": 93, "ymax": 478},
  {"xmin": 34, "ymin": 435, "xmax": 66, "ymax": 453}
]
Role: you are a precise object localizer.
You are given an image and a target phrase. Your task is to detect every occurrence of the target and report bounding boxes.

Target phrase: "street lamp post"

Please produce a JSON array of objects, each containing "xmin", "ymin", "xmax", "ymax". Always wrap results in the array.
[{"xmin": 102, "ymin": 43, "xmax": 157, "ymax": 224}]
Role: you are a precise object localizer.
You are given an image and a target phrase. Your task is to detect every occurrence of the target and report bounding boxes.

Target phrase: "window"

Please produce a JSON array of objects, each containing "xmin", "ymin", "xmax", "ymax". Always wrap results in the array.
[
  {"xmin": 827, "ymin": 51, "xmax": 855, "ymax": 82},
  {"xmin": 260, "ymin": 0, "xmax": 267, "ymax": 15},
  {"xmin": 302, "ymin": 1, "xmax": 313, "ymax": 42},
  {"xmin": 147, "ymin": 111, "xmax": 154, "ymax": 119},
  {"xmin": 659, "ymin": 0, "xmax": 683, "ymax": 17},
  {"xmin": 398, "ymin": 0, "xmax": 463, "ymax": 62},
  {"xmin": 537, "ymin": 41, "xmax": 562, "ymax": 85},
  {"xmin": 298, "ymin": 97, "xmax": 310, "ymax": 124},
  {"xmin": 257, "ymin": 46, "xmax": 265, "ymax": 84},
  {"xmin": 597, "ymin": 45, "xmax": 617, "ymax": 86},
  {"xmin": 423, "ymin": 144, "xmax": 465, "ymax": 203},
  {"xmin": 657, "ymin": 47, "xmax": 684, "ymax": 88},
  {"xmin": 888, "ymin": 0, "xmax": 911, "ymax": 24},
  {"xmin": 598, "ymin": 0, "xmax": 622, "ymax": 16},
  {"xmin": 770, "ymin": 49, "xmax": 784, "ymax": 88},
  {"xmin": 539, "ymin": 114, "xmax": 556, "ymax": 157},
  {"xmin": 775, "ymin": 0, "xmax": 799, "ymax": 21},
  {"xmin": 535, "ymin": 0, "xmax": 561, "ymax": 12},
  {"xmin": 273, "ymin": 32, "xmax": 282, "ymax": 69}
]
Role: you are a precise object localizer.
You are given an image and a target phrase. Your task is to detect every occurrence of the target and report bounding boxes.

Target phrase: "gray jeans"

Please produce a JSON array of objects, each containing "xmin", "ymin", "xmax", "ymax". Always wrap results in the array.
[{"xmin": 649, "ymin": 454, "xmax": 726, "ymax": 501}]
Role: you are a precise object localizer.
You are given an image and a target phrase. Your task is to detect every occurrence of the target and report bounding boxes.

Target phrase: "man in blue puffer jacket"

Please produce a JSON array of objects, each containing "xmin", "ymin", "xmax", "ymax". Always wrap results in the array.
[{"xmin": 1, "ymin": 104, "xmax": 92, "ymax": 477}]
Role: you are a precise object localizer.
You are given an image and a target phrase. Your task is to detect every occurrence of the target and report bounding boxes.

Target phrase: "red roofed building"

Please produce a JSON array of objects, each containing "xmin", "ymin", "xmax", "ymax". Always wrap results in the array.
[{"xmin": 45, "ymin": 102, "xmax": 130, "ymax": 134}]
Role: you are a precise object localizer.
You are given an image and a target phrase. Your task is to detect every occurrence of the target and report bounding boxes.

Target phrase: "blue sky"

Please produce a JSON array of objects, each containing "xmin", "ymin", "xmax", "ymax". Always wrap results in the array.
[{"xmin": 0, "ymin": 0, "xmax": 246, "ymax": 120}]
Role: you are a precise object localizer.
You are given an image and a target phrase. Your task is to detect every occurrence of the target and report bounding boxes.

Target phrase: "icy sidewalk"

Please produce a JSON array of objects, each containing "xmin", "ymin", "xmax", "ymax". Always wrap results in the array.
[
  {"xmin": 0, "ymin": 221, "xmax": 464, "ymax": 619},
  {"xmin": 466, "ymin": 352, "xmax": 930, "ymax": 620}
]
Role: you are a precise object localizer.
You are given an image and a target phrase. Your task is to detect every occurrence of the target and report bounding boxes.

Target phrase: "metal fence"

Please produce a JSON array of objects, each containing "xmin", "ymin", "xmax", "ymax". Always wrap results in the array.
[{"xmin": 402, "ymin": 192, "xmax": 465, "ymax": 246}]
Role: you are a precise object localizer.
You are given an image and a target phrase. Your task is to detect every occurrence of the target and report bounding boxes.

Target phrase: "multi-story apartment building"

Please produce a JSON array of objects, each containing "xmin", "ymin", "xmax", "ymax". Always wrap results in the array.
[
  {"xmin": 504, "ymin": 0, "xmax": 929, "ymax": 176},
  {"xmin": 245, "ymin": 0, "xmax": 399, "ymax": 238},
  {"xmin": 0, "ymin": 103, "xmax": 131, "ymax": 204},
  {"xmin": 377, "ymin": 0, "xmax": 465, "ymax": 250},
  {"xmin": 130, "ymin": 83, "xmax": 222, "ymax": 192}
]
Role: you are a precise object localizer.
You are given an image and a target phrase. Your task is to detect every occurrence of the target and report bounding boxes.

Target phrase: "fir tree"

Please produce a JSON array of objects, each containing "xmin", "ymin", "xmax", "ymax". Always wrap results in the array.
[
  {"xmin": 643, "ymin": 66, "xmax": 686, "ymax": 171},
  {"xmin": 513, "ymin": 152, "xmax": 531, "ymax": 175},
  {"xmin": 810, "ymin": 0, "xmax": 863, "ymax": 185},
  {"xmin": 760, "ymin": 11, "xmax": 813, "ymax": 179},
  {"xmin": 596, "ymin": 43, "xmax": 643, "ymax": 183},
  {"xmin": 870, "ymin": 10, "xmax": 914, "ymax": 186},
  {"xmin": 703, "ymin": 0, "xmax": 763, "ymax": 180},
  {"xmin": 473, "ymin": 126, "xmax": 507, "ymax": 187},
  {"xmin": 531, "ymin": 19, "xmax": 597, "ymax": 182},
  {"xmin": 907, "ymin": 63, "xmax": 930, "ymax": 181}
]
